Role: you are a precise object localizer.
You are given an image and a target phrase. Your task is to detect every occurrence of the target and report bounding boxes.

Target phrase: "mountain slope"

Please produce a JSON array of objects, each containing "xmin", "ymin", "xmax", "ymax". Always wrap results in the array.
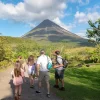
[{"xmin": 22, "ymin": 19, "xmax": 87, "ymax": 44}]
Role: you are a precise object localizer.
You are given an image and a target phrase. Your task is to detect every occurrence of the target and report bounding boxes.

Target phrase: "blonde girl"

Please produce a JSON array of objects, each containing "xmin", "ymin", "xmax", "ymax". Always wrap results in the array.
[{"xmin": 11, "ymin": 60, "xmax": 24, "ymax": 100}]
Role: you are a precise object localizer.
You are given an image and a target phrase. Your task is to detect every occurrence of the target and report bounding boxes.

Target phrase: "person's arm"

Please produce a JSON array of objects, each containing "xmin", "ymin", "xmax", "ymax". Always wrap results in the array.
[
  {"xmin": 36, "ymin": 64, "xmax": 40, "ymax": 77},
  {"xmin": 36, "ymin": 58, "xmax": 40, "ymax": 77},
  {"xmin": 21, "ymin": 69, "xmax": 25, "ymax": 77},
  {"xmin": 11, "ymin": 70, "xmax": 14, "ymax": 78},
  {"xmin": 22, "ymin": 63, "xmax": 26, "ymax": 72},
  {"xmin": 53, "ymin": 57, "xmax": 63, "ymax": 68},
  {"xmin": 21, "ymin": 69, "xmax": 26, "ymax": 82},
  {"xmin": 53, "ymin": 64, "xmax": 63, "ymax": 68}
]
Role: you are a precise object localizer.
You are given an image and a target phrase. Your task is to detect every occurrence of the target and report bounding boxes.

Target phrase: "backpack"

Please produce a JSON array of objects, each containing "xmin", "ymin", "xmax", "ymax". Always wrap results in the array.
[
  {"xmin": 47, "ymin": 56, "xmax": 52, "ymax": 70},
  {"xmin": 62, "ymin": 58, "xmax": 68, "ymax": 68},
  {"xmin": 47, "ymin": 62, "xmax": 52, "ymax": 70},
  {"xmin": 57, "ymin": 56, "xmax": 68, "ymax": 69}
]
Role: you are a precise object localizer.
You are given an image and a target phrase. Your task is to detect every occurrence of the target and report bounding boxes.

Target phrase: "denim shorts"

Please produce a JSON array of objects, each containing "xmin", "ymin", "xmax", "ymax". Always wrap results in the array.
[{"xmin": 55, "ymin": 69, "xmax": 65, "ymax": 79}]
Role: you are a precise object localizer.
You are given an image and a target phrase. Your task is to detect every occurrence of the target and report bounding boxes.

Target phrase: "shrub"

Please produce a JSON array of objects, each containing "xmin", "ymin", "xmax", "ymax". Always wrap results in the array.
[{"xmin": 0, "ymin": 60, "xmax": 9, "ymax": 69}]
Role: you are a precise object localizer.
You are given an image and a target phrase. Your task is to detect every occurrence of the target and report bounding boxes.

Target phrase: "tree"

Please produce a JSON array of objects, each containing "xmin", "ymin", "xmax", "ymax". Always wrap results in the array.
[
  {"xmin": 0, "ymin": 37, "xmax": 12, "ymax": 61},
  {"xmin": 86, "ymin": 18, "xmax": 100, "ymax": 44}
]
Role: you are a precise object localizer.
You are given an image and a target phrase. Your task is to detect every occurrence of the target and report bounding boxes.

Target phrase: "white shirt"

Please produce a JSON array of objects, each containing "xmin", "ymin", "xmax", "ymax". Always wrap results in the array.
[
  {"xmin": 37, "ymin": 55, "xmax": 52, "ymax": 71},
  {"xmin": 56, "ymin": 55, "xmax": 64, "ymax": 70},
  {"xmin": 28, "ymin": 64, "xmax": 36, "ymax": 75}
]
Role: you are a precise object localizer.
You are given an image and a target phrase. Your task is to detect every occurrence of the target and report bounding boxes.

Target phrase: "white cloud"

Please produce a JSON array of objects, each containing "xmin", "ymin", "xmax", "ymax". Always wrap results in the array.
[
  {"xmin": 75, "ymin": 30, "xmax": 87, "ymax": 38},
  {"xmin": 75, "ymin": 11, "xmax": 87, "ymax": 23},
  {"xmin": 28, "ymin": 23, "xmax": 36, "ymax": 28},
  {"xmin": 75, "ymin": 5, "xmax": 100, "ymax": 24},
  {"xmin": 0, "ymin": 0, "xmax": 67, "ymax": 23},
  {"xmin": 75, "ymin": 11, "xmax": 100, "ymax": 23},
  {"xmin": 53, "ymin": 17, "xmax": 76, "ymax": 31},
  {"xmin": 74, "ymin": 5, "xmax": 100, "ymax": 38}
]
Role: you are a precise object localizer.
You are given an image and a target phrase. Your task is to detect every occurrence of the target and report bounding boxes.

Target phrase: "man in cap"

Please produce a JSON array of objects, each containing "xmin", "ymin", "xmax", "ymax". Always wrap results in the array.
[{"xmin": 53, "ymin": 50, "xmax": 65, "ymax": 91}]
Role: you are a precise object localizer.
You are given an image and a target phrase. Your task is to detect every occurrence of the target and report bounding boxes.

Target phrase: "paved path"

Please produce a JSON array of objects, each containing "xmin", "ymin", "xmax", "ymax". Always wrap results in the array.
[{"xmin": 0, "ymin": 67, "xmax": 61, "ymax": 100}]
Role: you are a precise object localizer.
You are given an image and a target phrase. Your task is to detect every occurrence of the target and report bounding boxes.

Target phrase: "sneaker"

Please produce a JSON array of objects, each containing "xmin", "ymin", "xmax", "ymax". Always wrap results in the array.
[
  {"xmin": 47, "ymin": 94, "xmax": 50, "ymax": 98},
  {"xmin": 30, "ymin": 85, "xmax": 34, "ymax": 88},
  {"xmin": 53, "ymin": 85, "xmax": 59, "ymax": 88},
  {"xmin": 36, "ymin": 91, "xmax": 41, "ymax": 93},
  {"xmin": 59, "ymin": 87, "xmax": 65, "ymax": 91}
]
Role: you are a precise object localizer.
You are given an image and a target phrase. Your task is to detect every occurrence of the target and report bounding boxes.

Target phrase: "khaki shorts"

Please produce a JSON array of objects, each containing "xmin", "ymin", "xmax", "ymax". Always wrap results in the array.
[{"xmin": 38, "ymin": 71, "xmax": 50, "ymax": 82}]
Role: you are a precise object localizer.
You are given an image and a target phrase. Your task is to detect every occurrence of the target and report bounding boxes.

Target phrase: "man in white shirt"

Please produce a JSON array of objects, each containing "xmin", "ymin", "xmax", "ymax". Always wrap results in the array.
[{"xmin": 36, "ymin": 50, "xmax": 52, "ymax": 98}]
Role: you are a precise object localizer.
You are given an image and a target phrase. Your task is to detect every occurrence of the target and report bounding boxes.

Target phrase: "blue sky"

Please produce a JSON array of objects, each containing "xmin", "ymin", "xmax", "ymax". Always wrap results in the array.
[{"xmin": 0, "ymin": 0, "xmax": 100, "ymax": 37}]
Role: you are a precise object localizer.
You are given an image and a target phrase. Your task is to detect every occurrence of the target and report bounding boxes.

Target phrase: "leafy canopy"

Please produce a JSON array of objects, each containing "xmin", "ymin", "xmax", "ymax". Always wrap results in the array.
[{"xmin": 86, "ymin": 18, "xmax": 100, "ymax": 44}]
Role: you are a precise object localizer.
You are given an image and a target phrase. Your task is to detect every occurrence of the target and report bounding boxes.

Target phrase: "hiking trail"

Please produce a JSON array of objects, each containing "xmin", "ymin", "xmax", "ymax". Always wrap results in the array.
[{"xmin": 0, "ymin": 67, "xmax": 61, "ymax": 100}]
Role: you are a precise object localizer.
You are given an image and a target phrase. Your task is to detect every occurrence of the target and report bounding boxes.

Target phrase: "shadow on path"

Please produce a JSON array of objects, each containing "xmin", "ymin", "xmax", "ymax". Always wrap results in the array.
[{"xmin": 0, "ymin": 73, "xmax": 61, "ymax": 100}]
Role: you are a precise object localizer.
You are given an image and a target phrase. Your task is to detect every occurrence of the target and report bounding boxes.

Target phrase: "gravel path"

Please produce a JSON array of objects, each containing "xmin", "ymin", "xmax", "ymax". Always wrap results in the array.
[{"xmin": 0, "ymin": 67, "xmax": 61, "ymax": 100}]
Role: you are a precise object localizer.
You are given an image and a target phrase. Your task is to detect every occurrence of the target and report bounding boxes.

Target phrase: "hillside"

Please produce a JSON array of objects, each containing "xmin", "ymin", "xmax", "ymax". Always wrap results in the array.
[
  {"xmin": 0, "ymin": 36, "xmax": 36, "ymax": 44},
  {"xmin": 22, "ymin": 19, "xmax": 88, "ymax": 45}
]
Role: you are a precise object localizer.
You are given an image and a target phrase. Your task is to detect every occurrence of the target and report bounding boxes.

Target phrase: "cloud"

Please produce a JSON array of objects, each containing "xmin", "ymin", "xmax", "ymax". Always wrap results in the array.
[
  {"xmin": 75, "ymin": 30, "xmax": 87, "ymax": 38},
  {"xmin": 68, "ymin": 0, "xmax": 90, "ymax": 5},
  {"xmin": 75, "ymin": 11, "xmax": 100, "ymax": 23},
  {"xmin": 74, "ymin": 5, "xmax": 100, "ymax": 23},
  {"xmin": 0, "ymin": 0, "xmax": 67, "ymax": 23},
  {"xmin": 28, "ymin": 23, "xmax": 36, "ymax": 28},
  {"xmin": 53, "ymin": 17, "xmax": 76, "ymax": 31},
  {"xmin": 74, "ymin": 5, "xmax": 100, "ymax": 38},
  {"xmin": 87, "ymin": 5, "xmax": 100, "ymax": 12}
]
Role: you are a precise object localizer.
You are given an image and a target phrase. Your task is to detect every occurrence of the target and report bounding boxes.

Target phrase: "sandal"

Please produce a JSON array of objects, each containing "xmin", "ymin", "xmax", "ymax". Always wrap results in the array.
[
  {"xmin": 18, "ymin": 94, "xmax": 21, "ymax": 100},
  {"xmin": 14, "ymin": 93, "xmax": 18, "ymax": 100},
  {"xmin": 30, "ymin": 85, "xmax": 34, "ymax": 88}
]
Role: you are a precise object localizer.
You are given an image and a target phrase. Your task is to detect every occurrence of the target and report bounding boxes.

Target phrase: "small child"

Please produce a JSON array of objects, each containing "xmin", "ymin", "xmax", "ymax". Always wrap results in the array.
[
  {"xmin": 27, "ymin": 55, "xmax": 36, "ymax": 88},
  {"xmin": 11, "ymin": 60, "xmax": 24, "ymax": 100}
]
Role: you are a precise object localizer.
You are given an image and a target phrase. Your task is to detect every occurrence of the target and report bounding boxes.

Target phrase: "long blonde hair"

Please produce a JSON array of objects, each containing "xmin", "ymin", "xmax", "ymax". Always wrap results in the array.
[
  {"xmin": 14, "ymin": 60, "xmax": 22, "ymax": 77},
  {"xmin": 28, "ymin": 55, "xmax": 34, "ymax": 65}
]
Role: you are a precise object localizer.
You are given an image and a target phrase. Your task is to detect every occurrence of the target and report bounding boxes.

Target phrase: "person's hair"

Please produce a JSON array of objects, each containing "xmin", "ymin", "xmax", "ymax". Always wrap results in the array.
[
  {"xmin": 14, "ymin": 60, "xmax": 22, "ymax": 77},
  {"xmin": 40, "ymin": 49, "xmax": 45, "ymax": 54},
  {"xmin": 28, "ymin": 55, "xmax": 34, "ymax": 62},
  {"xmin": 55, "ymin": 50, "xmax": 60, "ymax": 55},
  {"xmin": 18, "ymin": 56, "xmax": 22, "ymax": 59}
]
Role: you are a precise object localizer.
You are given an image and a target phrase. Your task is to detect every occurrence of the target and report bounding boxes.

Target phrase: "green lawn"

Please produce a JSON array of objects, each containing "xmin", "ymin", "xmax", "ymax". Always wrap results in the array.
[{"xmin": 50, "ymin": 65, "xmax": 100, "ymax": 100}]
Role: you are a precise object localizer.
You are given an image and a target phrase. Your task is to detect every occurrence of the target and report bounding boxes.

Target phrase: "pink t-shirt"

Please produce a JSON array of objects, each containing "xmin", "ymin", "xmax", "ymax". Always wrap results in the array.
[{"xmin": 11, "ymin": 68, "xmax": 24, "ymax": 86}]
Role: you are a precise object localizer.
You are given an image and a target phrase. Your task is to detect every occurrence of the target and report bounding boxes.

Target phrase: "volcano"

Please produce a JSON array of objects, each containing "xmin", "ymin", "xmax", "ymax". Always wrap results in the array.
[{"xmin": 22, "ymin": 19, "xmax": 86, "ymax": 43}]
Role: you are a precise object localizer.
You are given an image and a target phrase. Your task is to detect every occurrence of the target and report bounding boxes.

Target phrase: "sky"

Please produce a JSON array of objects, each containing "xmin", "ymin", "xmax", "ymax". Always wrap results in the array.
[{"xmin": 0, "ymin": 0, "xmax": 100, "ymax": 38}]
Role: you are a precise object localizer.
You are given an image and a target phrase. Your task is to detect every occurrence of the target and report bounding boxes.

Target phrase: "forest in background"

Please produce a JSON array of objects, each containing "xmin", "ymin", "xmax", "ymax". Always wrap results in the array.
[{"xmin": 0, "ymin": 36, "xmax": 100, "ymax": 69}]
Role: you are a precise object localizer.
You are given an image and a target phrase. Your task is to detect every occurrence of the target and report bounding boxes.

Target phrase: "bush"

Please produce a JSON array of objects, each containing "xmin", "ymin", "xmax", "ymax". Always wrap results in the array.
[{"xmin": 0, "ymin": 60, "xmax": 9, "ymax": 69}]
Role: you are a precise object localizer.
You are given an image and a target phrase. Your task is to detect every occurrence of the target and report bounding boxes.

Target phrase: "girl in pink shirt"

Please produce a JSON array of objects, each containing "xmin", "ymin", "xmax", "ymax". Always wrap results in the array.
[{"xmin": 11, "ymin": 60, "xmax": 24, "ymax": 100}]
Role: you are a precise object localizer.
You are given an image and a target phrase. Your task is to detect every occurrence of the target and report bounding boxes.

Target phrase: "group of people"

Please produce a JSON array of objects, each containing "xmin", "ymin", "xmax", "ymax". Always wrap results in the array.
[{"xmin": 11, "ymin": 49, "xmax": 65, "ymax": 100}]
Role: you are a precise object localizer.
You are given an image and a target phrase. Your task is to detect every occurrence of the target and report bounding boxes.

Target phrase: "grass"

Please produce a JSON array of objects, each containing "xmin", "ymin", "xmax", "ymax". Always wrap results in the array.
[{"xmin": 50, "ymin": 65, "xmax": 100, "ymax": 100}]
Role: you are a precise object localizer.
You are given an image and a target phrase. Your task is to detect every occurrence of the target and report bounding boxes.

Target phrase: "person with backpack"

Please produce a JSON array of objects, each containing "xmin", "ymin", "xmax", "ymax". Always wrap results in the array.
[
  {"xmin": 36, "ymin": 49, "xmax": 52, "ymax": 98},
  {"xmin": 11, "ymin": 60, "xmax": 25, "ymax": 100},
  {"xmin": 27, "ymin": 55, "xmax": 36, "ymax": 88},
  {"xmin": 53, "ymin": 50, "xmax": 65, "ymax": 91}
]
